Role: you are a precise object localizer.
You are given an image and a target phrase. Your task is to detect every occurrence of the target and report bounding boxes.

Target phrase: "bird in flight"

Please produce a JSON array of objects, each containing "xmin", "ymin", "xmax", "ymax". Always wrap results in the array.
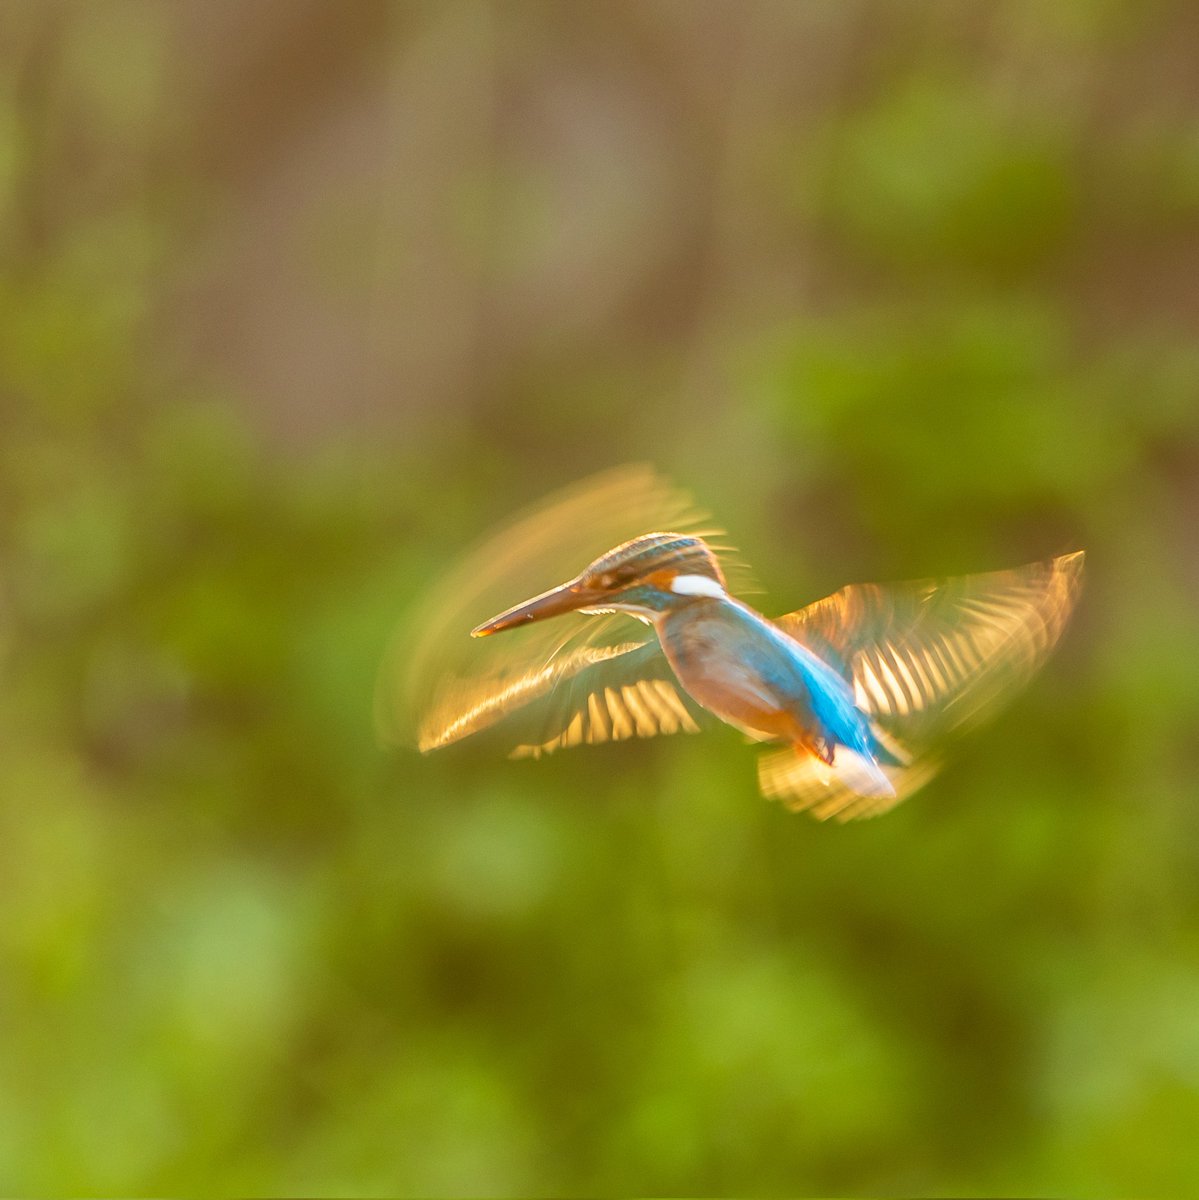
[{"xmin": 380, "ymin": 466, "xmax": 1084, "ymax": 820}]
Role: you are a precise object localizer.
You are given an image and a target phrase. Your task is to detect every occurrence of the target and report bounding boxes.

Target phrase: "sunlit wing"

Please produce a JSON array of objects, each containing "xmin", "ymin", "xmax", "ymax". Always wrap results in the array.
[
  {"xmin": 376, "ymin": 464, "xmax": 737, "ymax": 755},
  {"xmin": 767, "ymin": 551, "xmax": 1084, "ymax": 819},
  {"xmin": 776, "ymin": 551, "xmax": 1084, "ymax": 737},
  {"xmin": 419, "ymin": 635, "xmax": 707, "ymax": 759}
]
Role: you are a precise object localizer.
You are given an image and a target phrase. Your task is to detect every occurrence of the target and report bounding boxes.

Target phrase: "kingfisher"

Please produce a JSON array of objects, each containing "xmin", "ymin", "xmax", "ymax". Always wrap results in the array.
[{"xmin": 383, "ymin": 466, "xmax": 1084, "ymax": 820}]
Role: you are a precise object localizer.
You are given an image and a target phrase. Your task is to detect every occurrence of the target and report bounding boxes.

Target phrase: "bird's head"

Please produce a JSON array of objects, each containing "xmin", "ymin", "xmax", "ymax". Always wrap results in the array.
[{"xmin": 471, "ymin": 532, "xmax": 727, "ymax": 637}]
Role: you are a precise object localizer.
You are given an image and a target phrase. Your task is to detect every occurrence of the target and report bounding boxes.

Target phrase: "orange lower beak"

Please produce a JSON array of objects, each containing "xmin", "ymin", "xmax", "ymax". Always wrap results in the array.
[{"xmin": 471, "ymin": 579, "xmax": 600, "ymax": 637}]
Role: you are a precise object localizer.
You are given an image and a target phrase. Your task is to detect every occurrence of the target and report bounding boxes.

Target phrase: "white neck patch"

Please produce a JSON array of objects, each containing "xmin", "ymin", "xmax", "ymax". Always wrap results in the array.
[{"xmin": 670, "ymin": 573, "xmax": 726, "ymax": 598}]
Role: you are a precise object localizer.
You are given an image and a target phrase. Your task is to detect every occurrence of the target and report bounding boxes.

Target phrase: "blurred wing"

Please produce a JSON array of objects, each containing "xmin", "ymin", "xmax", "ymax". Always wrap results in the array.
[
  {"xmin": 766, "ymin": 551, "xmax": 1084, "ymax": 819},
  {"xmin": 376, "ymin": 464, "xmax": 730, "ymax": 756},
  {"xmin": 776, "ymin": 551, "xmax": 1084, "ymax": 738},
  {"xmin": 418, "ymin": 635, "xmax": 707, "ymax": 759}
]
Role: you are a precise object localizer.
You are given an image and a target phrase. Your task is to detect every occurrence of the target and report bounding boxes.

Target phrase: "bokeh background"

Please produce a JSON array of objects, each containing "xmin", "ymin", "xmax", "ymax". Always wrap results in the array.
[{"xmin": 2, "ymin": 1, "xmax": 1199, "ymax": 1194}]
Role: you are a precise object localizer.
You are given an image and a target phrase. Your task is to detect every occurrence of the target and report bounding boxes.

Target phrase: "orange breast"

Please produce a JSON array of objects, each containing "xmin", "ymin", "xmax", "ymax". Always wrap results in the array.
[{"xmin": 683, "ymin": 681, "xmax": 804, "ymax": 744}]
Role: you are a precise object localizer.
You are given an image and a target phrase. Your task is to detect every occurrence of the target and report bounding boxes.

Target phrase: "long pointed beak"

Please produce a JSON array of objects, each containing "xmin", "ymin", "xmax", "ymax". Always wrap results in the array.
[{"xmin": 471, "ymin": 578, "xmax": 600, "ymax": 638}]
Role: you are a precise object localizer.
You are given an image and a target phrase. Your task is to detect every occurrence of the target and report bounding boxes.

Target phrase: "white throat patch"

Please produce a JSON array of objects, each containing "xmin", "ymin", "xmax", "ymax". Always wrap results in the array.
[{"xmin": 670, "ymin": 573, "xmax": 726, "ymax": 598}]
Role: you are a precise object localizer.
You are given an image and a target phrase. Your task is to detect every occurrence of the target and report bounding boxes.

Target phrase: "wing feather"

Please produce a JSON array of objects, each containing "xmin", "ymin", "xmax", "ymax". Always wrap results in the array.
[
  {"xmin": 447, "ymin": 640, "xmax": 706, "ymax": 759},
  {"xmin": 766, "ymin": 551, "xmax": 1084, "ymax": 819},
  {"xmin": 776, "ymin": 551, "xmax": 1084, "ymax": 738},
  {"xmin": 378, "ymin": 465, "xmax": 718, "ymax": 759}
]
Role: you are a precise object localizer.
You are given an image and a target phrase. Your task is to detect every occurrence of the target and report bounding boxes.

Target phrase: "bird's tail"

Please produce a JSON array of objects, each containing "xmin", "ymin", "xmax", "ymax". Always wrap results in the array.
[{"xmin": 757, "ymin": 741, "xmax": 942, "ymax": 822}]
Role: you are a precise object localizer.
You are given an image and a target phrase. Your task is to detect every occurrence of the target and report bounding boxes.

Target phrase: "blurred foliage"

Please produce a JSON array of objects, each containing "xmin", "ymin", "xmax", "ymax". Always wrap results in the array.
[{"xmin": 1, "ymin": 1, "xmax": 1198, "ymax": 1194}]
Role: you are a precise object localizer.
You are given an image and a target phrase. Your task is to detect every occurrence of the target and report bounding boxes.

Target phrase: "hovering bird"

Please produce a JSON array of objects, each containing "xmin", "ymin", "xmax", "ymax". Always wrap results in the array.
[{"xmin": 380, "ymin": 467, "xmax": 1083, "ymax": 821}]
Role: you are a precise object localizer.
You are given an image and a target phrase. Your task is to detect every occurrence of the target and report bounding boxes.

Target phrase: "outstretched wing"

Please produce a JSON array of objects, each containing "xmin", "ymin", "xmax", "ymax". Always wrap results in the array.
[
  {"xmin": 764, "ymin": 551, "xmax": 1085, "ymax": 819},
  {"xmin": 377, "ymin": 464, "xmax": 728, "ymax": 758},
  {"xmin": 417, "ymin": 634, "xmax": 706, "ymax": 759}
]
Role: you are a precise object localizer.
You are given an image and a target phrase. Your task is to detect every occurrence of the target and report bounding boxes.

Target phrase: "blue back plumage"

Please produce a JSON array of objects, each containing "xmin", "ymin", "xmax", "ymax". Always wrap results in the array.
[
  {"xmin": 784, "ymin": 635, "xmax": 903, "ymax": 766},
  {"xmin": 660, "ymin": 597, "xmax": 899, "ymax": 766}
]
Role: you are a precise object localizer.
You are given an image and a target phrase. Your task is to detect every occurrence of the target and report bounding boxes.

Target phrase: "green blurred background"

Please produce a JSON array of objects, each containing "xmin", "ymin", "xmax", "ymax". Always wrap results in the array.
[{"xmin": 2, "ymin": 2, "xmax": 1198, "ymax": 1194}]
